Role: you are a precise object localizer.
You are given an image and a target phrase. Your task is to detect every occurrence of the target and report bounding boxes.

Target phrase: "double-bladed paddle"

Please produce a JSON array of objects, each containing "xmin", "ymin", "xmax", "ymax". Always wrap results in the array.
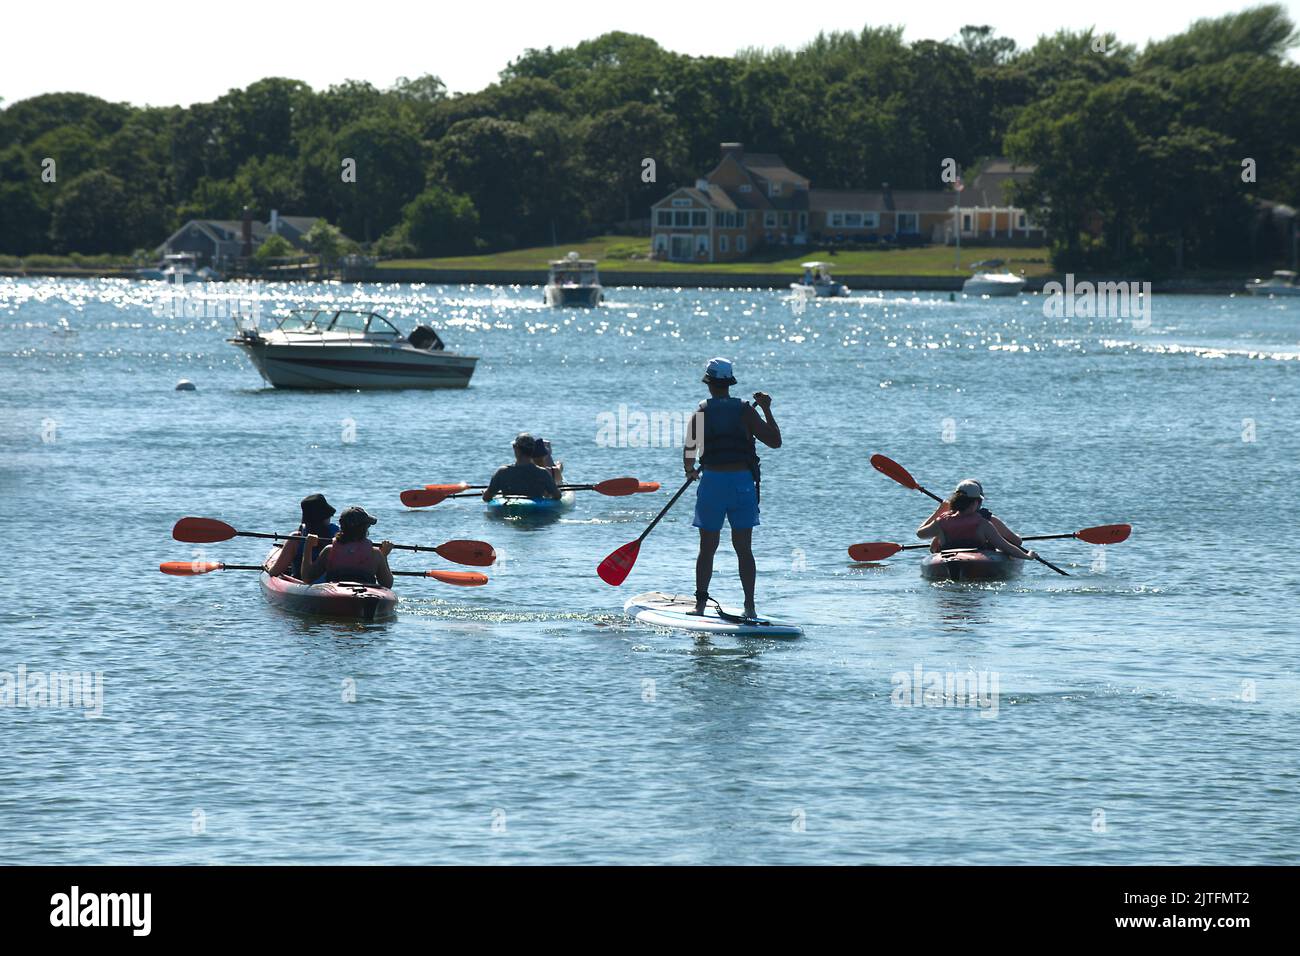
[
  {"xmin": 597, "ymin": 473, "xmax": 698, "ymax": 586},
  {"xmin": 402, "ymin": 476, "xmax": 651, "ymax": 508},
  {"xmin": 172, "ymin": 517, "xmax": 496, "ymax": 567},
  {"xmin": 159, "ymin": 561, "xmax": 488, "ymax": 586},
  {"xmin": 847, "ymin": 524, "xmax": 1132, "ymax": 563}
]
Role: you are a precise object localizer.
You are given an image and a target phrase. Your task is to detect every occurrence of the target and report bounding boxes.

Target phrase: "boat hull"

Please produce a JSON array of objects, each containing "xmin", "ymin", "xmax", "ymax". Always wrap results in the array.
[
  {"xmin": 545, "ymin": 285, "xmax": 603, "ymax": 307},
  {"xmin": 921, "ymin": 549, "xmax": 1022, "ymax": 582},
  {"xmin": 232, "ymin": 341, "xmax": 478, "ymax": 389},
  {"xmin": 963, "ymin": 275, "xmax": 1026, "ymax": 297}
]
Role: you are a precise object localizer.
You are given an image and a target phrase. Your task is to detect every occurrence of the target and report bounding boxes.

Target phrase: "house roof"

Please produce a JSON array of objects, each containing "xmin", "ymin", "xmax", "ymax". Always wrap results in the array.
[
  {"xmin": 959, "ymin": 161, "xmax": 1037, "ymax": 207},
  {"xmin": 810, "ymin": 189, "xmax": 891, "ymax": 212},
  {"xmin": 741, "ymin": 153, "xmax": 809, "ymax": 188},
  {"xmin": 276, "ymin": 216, "xmax": 320, "ymax": 233}
]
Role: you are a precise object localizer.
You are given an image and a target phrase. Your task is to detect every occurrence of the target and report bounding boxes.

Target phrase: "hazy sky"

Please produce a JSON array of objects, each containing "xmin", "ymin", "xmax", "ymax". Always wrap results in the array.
[{"xmin": 3, "ymin": 0, "xmax": 1297, "ymax": 107}]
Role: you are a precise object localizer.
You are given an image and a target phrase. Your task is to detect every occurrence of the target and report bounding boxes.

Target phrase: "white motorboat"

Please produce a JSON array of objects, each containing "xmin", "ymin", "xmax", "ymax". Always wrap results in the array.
[
  {"xmin": 138, "ymin": 252, "xmax": 220, "ymax": 283},
  {"xmin": 791, "ymin": 261, "xmax": 849, "ymax": 298},
  {"xmin": 228, "ymin": 309, "xmax": 477, "ymax": 389},
  {"xmin": 544, "ymin": 252, "xmax": 603, "ymax": 307},
  {"xmin": 963, "ymin": 270, "xmax": 1026, "ymax": 297},
  {"xmin": 1244, "ymin": 270, "xmax": 1300, "ymax": 296}
]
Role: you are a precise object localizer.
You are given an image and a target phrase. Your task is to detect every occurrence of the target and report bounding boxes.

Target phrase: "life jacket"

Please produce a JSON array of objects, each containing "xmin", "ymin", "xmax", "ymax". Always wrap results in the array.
[
  {"xmin": 289, "ymin": 521, "xmax": 338, "ymax": 567},
  {"xmin": 937, "ymin": 510, "xmax": 986, "ymax": 550},
  {"xmin": 697, "ymin": 397, "xmax": 757, "ymax": 469},
  {"xmin": 326, "ymin": 538, "xmax": 378, "ymax": 584}
]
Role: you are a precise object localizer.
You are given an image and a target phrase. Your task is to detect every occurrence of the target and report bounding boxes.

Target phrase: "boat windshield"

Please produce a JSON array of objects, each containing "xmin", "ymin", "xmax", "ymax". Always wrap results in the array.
[
  {"xmin": 276, "ymin": 310, "xmax": 323, "ymax": 332},
  {"xmin": 324, "ymin": 311, "xmax": 403, "ymax": 336}
]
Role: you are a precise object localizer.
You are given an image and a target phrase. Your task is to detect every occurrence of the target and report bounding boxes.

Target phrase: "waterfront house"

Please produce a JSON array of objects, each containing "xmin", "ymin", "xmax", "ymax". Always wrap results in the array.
[
  {"xmin": 155, "ymin": 210, "xmax": 349, "ymax": 268},
  {"xmin": 650, "ymin": 144, "xmax": 1043, "ymax": 262}
]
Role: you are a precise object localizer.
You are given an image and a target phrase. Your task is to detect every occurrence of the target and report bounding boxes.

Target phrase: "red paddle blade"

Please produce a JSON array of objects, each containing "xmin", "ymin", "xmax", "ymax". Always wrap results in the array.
[
  {"xmin": 593, "ymin": 477, "xmax": 640, "ymax": 497},
  {"xmin": 597, "ymin": 541, "xmax": 641, "ymax": 586},
  {"xmin": 870, "ymin": 454, "xmax": 918, "ymax": 490},
  {"xmin": 424, "ymin": 483, "xmax": 470, "ymax": 493},
  {"xmin": 637, "ymin": 482, "xmax": 661, "ymax": 493},
  {"xmin": 426, "ymin": 569, "xmax": 488, "ymax": 586},
  {"xmin": 1076, "ymin": 524, "xmax": 1132, "ymax": 545},
  {"xmin": 400, "ymin": 488, "xmax": 451, "ymax": 508},
  {"xmin": 172, "ymin": 516, "xmax": 237, "ymax": 544},
  {"xmin": 159, "ymin": 561, "xmax": 222, "ymax": 576},
  {"xmin": 847, "ymin": 542, "xmax": 903, "ymax": 562},
  {"xmin": 434, "ymin": 539, "xmax": 497, "ymax": 567}
]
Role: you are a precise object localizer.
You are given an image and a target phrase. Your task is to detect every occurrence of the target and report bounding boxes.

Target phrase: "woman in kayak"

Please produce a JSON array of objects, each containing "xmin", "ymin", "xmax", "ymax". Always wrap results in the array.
[
  {"xmin": 682, "ymin": 357, "xmax": 782, "ymax": 620},
  {"xmin": 916, "ymin": 480, "xmax": 1036, "ymax": 560},
  {"xmin": 482, "ymin": 433, "xmax": 561, "ymax": 501},
  {"xmin": 299, "ymin": 506, "xmax": 394, "ymax": 588},
  {"xmin": 266, "ymin": 493, "xmax": 339, "ymax": 579}
]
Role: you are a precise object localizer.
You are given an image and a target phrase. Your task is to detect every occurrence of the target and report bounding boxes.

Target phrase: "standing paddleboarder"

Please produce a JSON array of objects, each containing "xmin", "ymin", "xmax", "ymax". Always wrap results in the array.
[{"xmin": 683, "ymin": 357, "xmax": 782, "ymax": 618}]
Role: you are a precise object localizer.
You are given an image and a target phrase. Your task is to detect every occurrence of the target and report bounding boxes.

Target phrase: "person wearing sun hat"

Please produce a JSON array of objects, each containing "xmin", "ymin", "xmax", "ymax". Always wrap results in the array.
[
  {"xmin": 682, "ymin": 356, "xmax": 782, "ymax": 619},
  {"xmin": 266, "ymin": 493, "xmax": 339, "ymax": 578},
  {"xmin": 916, "ymin": 479, "xmax": 1034, "ymax": 560},
  {"xmin": 299, "ymin": 506, "xmax": 394, "ymax": 587}
]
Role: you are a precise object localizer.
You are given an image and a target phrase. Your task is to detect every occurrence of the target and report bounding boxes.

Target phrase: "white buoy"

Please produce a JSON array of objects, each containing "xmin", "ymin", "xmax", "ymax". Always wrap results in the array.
[{"xmin": 175, "ymin": 379, "xmax": 197, "ymax": 391}]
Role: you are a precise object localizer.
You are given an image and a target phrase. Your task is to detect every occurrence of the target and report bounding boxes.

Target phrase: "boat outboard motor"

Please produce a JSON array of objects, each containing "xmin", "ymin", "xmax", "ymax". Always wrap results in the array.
[{"xmin": 407, "ymin": 325, "xmax": 444, "ymax": 351}]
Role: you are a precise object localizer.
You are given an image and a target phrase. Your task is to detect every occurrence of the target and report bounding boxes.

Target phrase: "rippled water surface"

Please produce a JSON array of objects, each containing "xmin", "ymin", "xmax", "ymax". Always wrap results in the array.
[{"xmin": 1, "ymin": 277, "xmax": 1297, "ymax": 864}]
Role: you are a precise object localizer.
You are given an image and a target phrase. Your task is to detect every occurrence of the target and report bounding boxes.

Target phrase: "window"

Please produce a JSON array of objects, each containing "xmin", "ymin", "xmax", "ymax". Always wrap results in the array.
[
  {"xmin": 897, "ymin": 212, "xmax": 919, "ymax": 234},
  {"xmin": 653, "ymin": 233, "xmax": 668, "ymax": 252},
  {"xmin": 962, "ymin": 213, "xmax": 972, "ymax": 232},
  {"xmin": 844, "ymin": 212, "xmax": 862, "ymax": 227},
  {"xmin": 691, "ymin": 210, "xmax": 707, "ymax": 227},
  {"xmin": 769, "ymin": 183, "xmax": 782, "ymax": 196},
  {"xmin": 719, "ymin": 234, "xmax": 729, "ymax": 253},
  {"xmin": 738, "ymin": 184, "xmax": 752, "ymax": 193},
  {"xmin": 737, "ymin": 235, "xmax": 746, "ymax": 253},
  {"xmin": 656, "ymin": 210, "xmax": 672, "ymax": 227},
  {"xmin": 764, "ymin": 211, "xmax": 777, "ymax": 228},
  {"xmin": 829, "ymin": 212, "xmax": 843, "ymax": 228},
  {"xmin": 736, "ymin": 212, "xmax": 746, "ymax": 227},
  {"xmin": 696, "ymin": 234, "xmax": 709, "ymax": 255},
  {"xmin": 863, "ymin": 212, "xmax": 878, "ymax": 228},
  {"xmin": 672, "ymin": 198, "xmax": 692, "ymax": 208},
  {"xmin": 1017, "ymin": 213, "xmax": 1027, "ymax": 229},
  {"xmin": 674, "ymin": 210, "xmax": 691, "ymax": 227}
]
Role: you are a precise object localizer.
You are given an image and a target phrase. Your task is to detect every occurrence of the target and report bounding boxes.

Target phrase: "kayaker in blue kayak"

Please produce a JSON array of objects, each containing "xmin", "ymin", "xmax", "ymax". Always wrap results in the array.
[
  {"xmin": 299, "ymin": 506, "xmax": 394, "ymax": 587},
  {"xmin": 266, "ymin": 493, "xmax": 339, "ymax": 579},
  {"xmin": 530, "ymin": 436, "xmax": 564, "ymax": 486},
  {"xmin": 683, "ymin": 357, "xmax": 782, "ymax": 619},
  {"xmin": 482, "ymin": 433, "xmax": 561, "ymax": 501},
  {"xmin": 916, "ymin": 480, "xmax": 1036, "ymax": 560}
]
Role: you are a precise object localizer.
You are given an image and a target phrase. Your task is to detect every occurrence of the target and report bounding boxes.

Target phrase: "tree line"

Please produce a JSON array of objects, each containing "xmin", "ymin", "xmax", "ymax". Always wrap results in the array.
[{"xmin": 0, "ymin": 5, "xmax": 1297, "ymax": 271}]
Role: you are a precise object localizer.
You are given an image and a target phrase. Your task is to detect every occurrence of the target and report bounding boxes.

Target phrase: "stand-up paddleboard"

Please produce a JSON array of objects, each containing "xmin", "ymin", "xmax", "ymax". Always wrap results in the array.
[{"xmin": 624, "ymin": 591, "xmax": 803, "ymax": 638}]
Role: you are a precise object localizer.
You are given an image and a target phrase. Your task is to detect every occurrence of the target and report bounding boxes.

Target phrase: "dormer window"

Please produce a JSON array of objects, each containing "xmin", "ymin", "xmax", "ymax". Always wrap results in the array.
[{"xmin": 769, "ymin": 183, "xmax": 782, "ymax": 196}]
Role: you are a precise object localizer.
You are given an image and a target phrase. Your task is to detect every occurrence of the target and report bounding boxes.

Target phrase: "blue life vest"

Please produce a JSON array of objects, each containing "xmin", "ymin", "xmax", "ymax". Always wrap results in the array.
[{"xmin": 289, "ymin": 521, "xmax": 338, "ymax": 573}]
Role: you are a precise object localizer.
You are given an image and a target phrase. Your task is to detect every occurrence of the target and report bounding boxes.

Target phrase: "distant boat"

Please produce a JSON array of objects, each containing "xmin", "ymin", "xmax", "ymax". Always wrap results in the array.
[
  {"xmin": 963, "ymin": 270, "xmax": 1026, "ymax": 297},
  {"xmin": 1244, "ymin": 270, "xmax": 1300, "ymax": 296},
  {"xmin": 228, "ymin": 308, "xmax": 477, "ymax": 390},
  {"xmin": 791, "ymin": 261, "xmax": 849, "ymax": 298},
  {"xmin": 137, "ymin": 252, "xmax": 220, "ymax": 283},
  {"xmin": 545, "ymin": 252, "xmax": 603, "ymax": 307}
]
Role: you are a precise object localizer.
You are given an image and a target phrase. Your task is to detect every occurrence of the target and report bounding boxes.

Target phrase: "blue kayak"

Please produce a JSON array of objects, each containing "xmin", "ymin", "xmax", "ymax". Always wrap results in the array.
[{"xmin": 485, "ymin": 490, "xmax": 576, "ymax": 519}]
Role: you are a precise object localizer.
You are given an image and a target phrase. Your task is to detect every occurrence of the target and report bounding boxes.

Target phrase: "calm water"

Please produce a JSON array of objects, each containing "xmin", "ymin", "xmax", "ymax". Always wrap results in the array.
[{"xmin": 1, "ymin": 277, "xmax": 1297, "ymax": 865}]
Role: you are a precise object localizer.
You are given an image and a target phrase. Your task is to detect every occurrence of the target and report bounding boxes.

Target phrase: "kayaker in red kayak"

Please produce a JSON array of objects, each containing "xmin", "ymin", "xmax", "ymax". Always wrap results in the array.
[
  {"xmin": 682, "ymin": 357, "xmax": 782, "ymax": 619},
  {"xmin": 266, "ymin": 493, "xmax": 339, "ymax": 579},
  {"xmin": 299, "ymin": 506, "xmax": 394, "ymax": 587},
  {"xmin": 916, "ymin": 480, "xmax": 1036, "ymax": 560},
  {"xmin": 530, "ymin": 436, "xmax": 564, "ymax": 486},
  {"xmin": 482, "ymin": 433, "xmax": 561, "ymax": 501}
]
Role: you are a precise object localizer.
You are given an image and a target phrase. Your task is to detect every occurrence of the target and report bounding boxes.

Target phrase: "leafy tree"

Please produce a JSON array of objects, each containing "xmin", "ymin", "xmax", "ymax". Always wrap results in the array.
[
  {"xmin": 254, "ymin": 233, "xmax": 295, "ymax": 260},
  {"xmin": 387, "ymin": 186, "xmax": 479, "ymax": 257},
  {"xmin": 48, "ymin": 171, "xmax": 132, "ymax": 253}
]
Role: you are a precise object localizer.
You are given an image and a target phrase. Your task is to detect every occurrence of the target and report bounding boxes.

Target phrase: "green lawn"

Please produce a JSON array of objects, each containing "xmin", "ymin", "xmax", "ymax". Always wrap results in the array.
[{"xmin": 378, "ymin": 235, "xmax": 1055, "ymax": 277}]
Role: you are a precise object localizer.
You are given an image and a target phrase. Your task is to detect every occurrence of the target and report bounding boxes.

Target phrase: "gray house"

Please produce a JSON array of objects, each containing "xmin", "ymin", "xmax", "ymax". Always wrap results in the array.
[{"xmin": 156, "ymin": 210, "xmax": 349, "ymax": 267}]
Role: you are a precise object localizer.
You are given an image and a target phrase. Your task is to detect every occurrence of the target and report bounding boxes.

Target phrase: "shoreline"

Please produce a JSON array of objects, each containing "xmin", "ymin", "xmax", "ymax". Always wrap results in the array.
[{"xmin": 0, "ymin": 266, "xmax": 1255, "ymax": 295}]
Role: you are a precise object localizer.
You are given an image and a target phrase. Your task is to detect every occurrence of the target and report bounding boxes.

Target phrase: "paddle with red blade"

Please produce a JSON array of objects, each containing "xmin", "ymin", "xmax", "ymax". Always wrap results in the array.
[
  {"xmin": 171, "ymin": 517, "xmax": 496, "ymax": 567},
  {"xmin": 847, "ymin": 524, "xmax": 1132, "ymax": 562},
  {"xmin": 597, "ymin": 473, "xmax": 697, "ymax": 586},
  {"xmin": 404, "ymin": 476, "xmax": 645, "ymax": 508},
  {"xmin": 159, "ymin": 561, "xmax": 489, "ymax": 585},
  {"xmin": 870, "ymin": 454, "xmax": 944, "ymax": 504},
  {"xmin": 423, "ymin": 479, "xmax": 660, "ymax": 494}
]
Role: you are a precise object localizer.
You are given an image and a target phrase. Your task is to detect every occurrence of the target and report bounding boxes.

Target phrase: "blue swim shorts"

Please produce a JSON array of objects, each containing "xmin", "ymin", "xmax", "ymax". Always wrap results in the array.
[{"xmin": 692, "ymin": 469, "xmax": 760, "ymax": 532}]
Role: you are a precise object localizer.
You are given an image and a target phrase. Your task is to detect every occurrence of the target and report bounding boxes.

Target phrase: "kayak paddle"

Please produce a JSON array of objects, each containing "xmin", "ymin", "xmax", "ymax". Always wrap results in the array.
[
  {"xmin": 171, "ymin": 517, "xmax": 496, "ymax": 567},
  {"xmin": 404, "ymin": 476, "xmax": 645, "ymax": 508},
  {"xmin": 597, "ymin": 473, "xmax": 697, "ymax": 586},
  {"xmin": 847, "ymin": 524, "xmax": 1132, "ymax": 561},
  {"xmin": 159, "ymin": 561, "xmax": 488, "ymax": 586},
  {"xmin": 870, "ymin": 454, "xmax": 945, "ymax": 504}
]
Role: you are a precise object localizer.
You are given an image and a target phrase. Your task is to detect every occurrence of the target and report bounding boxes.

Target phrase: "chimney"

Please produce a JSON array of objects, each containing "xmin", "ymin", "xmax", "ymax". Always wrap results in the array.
[
  {"xmin": 695, "ymin": 178, "xmax": 709, "ymax": 191},
  {"xmin": 882, "ymin": 182, "xmax": 894, "ymax": 211},
  {"xmin": 721, "ymin": 142, "xmax": 744, "ymax": 162},
  {"xmin": 270, "ymin": 209, "xmax": 279, "ymax": 235},
  {"xmin": 241, "ymin": 206, "xmax": 253, "ymax": 258}
]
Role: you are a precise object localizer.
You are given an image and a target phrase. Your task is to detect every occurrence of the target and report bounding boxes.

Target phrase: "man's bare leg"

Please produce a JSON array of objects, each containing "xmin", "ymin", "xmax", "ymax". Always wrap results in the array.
[
  {"xmin": 695, "ymin": 529, "xmax": 721, "ymax": 613},
  {"xmin": 732, "ymin": 527, "xmax": 757, "ymax": 618}
]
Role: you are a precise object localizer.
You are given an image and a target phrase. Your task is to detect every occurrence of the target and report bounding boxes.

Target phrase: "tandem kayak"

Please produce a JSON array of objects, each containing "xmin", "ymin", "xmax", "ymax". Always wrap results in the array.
[
  {"xmin": 920, "ymin": 549, "xmax": 1022, "ymax": 582},
  {"xmin": 625, "ymin": 591, "xmax": 803, "ymax": 638},
  {"xmin": 485, "ymin": 490, "xmax": 576, "ymax": 519},
  {"xmin": 260, "ymin": 548, "xmax": 397, "ymax": 620}
]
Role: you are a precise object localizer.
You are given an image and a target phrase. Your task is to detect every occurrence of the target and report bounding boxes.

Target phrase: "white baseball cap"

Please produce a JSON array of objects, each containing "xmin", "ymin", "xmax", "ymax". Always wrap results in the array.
[
  {"xmin": 954, "ymin": 479, "xmax": 986, "ymax": 500},
  {"xmin": 703, "ymin": 357, "xmax": 737, "ymax": 384}
]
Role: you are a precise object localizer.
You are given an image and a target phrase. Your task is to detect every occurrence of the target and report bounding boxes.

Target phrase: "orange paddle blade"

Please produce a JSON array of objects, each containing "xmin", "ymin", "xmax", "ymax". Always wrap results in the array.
[
  {"xmin": 435, "ymin": 539, "xmax": 497, "ymax": 567},
  {"xmin": 597, "ymin": 541, "xmax": 640, "ymax": 586},
  {"xmin": 423, "ymin": 482, "xmax": 470, "ymax": 493},
  {"xmin": 1076, "ymin": 524, "xmax": 1132, "ymax": 545},
  {"xmin": 870, "ymin": 454, "xmax": 918, "ymax": 490},
  {"xmin": 159, "ymin": 561, "xmax": 223, "ymax": 576},
  {"xmin": 593, "ymin": 477, "xmax": 641, "ymax": 496},
  {"xmin": 637, "ymin": 482, "xmax": 661, "ymax": 493},
  {"xmin": 426, "ymin": 569, "xmax": 488, "ymax": 586},
  {"xmin": 847, "ymin": 542, "xmax": 903, "ymax": 562},
  {"xmin": 400, "ymin": 488, "xmax": 452, "ymax": 508},
  {"xmin": 172, "ymin": 517, "xmax": 237, "ymax": 544}
]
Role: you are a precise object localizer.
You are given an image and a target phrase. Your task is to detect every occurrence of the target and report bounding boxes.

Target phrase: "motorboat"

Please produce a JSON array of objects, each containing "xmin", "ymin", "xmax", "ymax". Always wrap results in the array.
[
  {"xmin": 1244, "ymin": 270, "xmax": 1300, "ymax": 296},
  {"xmin": 544, "ymin": 252, "xmax": 603, "ymax": 307},
  {"xmin": 791, "ymin": 261, "xmax": 849, "ymax": 298},
  {"xmin": 138, "ymin": 252, "xmax": 220, "ymax": 283},
  {"xmin": 228, "ymin": 308, "xmax": 477, "ymax": 389},
  {"xmin": 963, "ymin": 270, "xmax": 1026, "ymax": 297}
]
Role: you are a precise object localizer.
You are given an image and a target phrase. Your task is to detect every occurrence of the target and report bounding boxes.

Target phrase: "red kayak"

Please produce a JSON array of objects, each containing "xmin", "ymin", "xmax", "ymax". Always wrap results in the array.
[
  {"xmin": 260, "ymin": 548, "xmax": 398, "ymax": 620},
  {"xmin": 921, "ymin": 549, "xmax": 1022, "ymax": 582}
]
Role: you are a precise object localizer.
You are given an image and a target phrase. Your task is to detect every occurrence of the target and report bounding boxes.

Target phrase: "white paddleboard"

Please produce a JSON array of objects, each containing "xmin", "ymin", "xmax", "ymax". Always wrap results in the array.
[{"xmin": 624, "ymin": 591, "xmax": 803, "ymax": 638}]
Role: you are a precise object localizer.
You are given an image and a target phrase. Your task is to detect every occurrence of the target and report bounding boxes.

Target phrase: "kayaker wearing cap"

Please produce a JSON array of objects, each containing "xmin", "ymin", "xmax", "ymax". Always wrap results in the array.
[
  {"xmin": 299, "ymin": 506, "xmax": 394, "ymax": 588},
  {"xmin": 682, "ymin": 357, "xmax": 782, "ymax": 619},
  {"xmin": 530, "ymin": 436, "xmax": 564, "ymax": 487},
  {"xmin": 266, "ymin": 493, "xmax": 339, "ymax": 579},
  {"xmin": 482, "ymin": 433, "xmax": 561, "ymax": 501},
  {"xmin": 916, "ymin": 480, "xmax": 1036, "ymax": 561}
]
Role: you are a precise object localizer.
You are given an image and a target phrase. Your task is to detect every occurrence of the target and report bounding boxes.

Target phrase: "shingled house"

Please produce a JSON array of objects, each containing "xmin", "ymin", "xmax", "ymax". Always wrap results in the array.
[
  {"xmin": 155, "ymin": 210, "xmax": 349, "ymax": 268},
  {"xmin": 650, "ymin": 144, "xmax": 1043, "ymax": 262}
]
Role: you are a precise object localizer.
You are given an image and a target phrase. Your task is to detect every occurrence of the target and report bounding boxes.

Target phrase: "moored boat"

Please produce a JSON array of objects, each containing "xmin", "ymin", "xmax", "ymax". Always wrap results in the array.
[
  {"xmin": 228, "ymin": 308, "xmax": 477, "ymax": 389},
  {"xmin": 544, "ymin": 252, "xmax": 603, "ymax": 307},
  {"xmin": 791, "ymin": 261, "xmax": 849, "ymax": 298},
  {"xmin": 1244, "ymin": 270, "xmax": 1300, "ymax": 296},
  {"xmin": 963, "ymin": 271, "xmax": 1026, "ymax": 297}
]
